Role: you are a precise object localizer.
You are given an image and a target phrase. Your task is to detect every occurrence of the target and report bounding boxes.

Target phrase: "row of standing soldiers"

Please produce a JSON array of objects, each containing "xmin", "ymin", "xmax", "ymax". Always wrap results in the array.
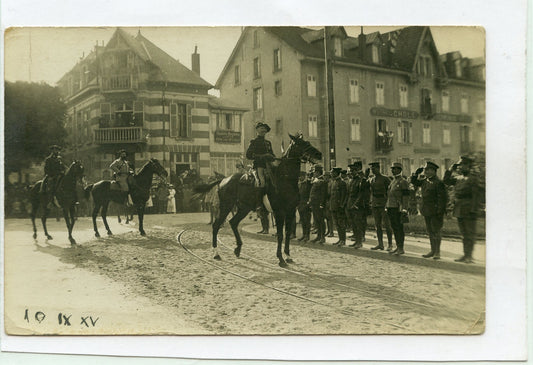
[{"xmin": 297, "ymin": 156, "xmax": 480, "ymax": 262}]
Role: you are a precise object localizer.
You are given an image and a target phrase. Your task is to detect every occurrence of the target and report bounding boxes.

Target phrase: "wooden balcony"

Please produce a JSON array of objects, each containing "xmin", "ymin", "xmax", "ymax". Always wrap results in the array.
[
  {"xmin": 101, "ymin": 74, "xmax": 138, "ymax": 91},
  {"xmin": 94, "ymin": 127, "xmax": 145, "ymax": 144}
]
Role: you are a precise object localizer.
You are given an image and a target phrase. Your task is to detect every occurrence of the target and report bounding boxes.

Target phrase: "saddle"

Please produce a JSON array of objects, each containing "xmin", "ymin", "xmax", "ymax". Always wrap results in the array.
[{"xmin": 239, "ymin": 172, "xmax": 255, "ymax": 186}]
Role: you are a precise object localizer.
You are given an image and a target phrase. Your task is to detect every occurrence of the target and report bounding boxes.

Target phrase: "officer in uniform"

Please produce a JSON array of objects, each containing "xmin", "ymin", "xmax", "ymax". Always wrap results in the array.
[
  {"xmin": 386, "ymin": 162, "xmax": 410, "ymax": 255},
  {"xmin": 411, "ymin": 161, "xmax": 448, "ymax": 259},
  {"xmin": 109, "ymin": 149, "xmax": 134, "ymax": 206},
  {"xmin": 346, "ymin": 161, "xmax": 370, "ymax": 249},
  {"xmin": 297, "ymin": 170, "xmax": 313, "ymax": 242},
  {"xmin": 323, "ymin": 171, "xmax": 335, "ymax": 237},
  {"xmin": 308, "ymin": 164, "xmax": 328, "ymax": 244},
  {"xmin": 41, "ymin": 145, "xmax": 66, "ymax": 208},
  {"xmin": 443, "ymin": 156, "xmax": 480, "ymax": 263},
  {"xmin": 329, "ymin": 167, "xmax": 347, "ymax": 246},
  {"xmin": 368, "ymin": 162, "xmax": 394, "ymax": 251},
  {"xmin": 245, "ymin": 122, "xmax": 275, "ymax": 208}
]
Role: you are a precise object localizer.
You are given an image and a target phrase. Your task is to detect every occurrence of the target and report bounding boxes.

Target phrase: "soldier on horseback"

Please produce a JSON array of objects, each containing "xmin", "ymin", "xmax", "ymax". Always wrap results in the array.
[
  {"xmin": 110, "ymin": 149, "xmax": 134, "ymax": 206},
  {"xmin": 40, "ymin": 145, "xmax": 66, "ymax": 208},
  {"xmin": 246, "ymin": 122, "xmax": 276, "ymax": 208}
]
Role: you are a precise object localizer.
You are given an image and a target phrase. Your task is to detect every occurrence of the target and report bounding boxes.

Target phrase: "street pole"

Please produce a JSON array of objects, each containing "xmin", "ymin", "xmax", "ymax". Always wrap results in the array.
[
  {"xmin": 162, "ymin": 82, "xmax": 166, "ymax": 169},
  {"xmin": 324, "ymin": 27, "xmax": 336, "ymax": 169}
]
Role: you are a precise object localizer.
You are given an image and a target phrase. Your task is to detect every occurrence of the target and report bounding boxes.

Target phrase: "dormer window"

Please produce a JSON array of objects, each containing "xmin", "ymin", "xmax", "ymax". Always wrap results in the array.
[
  {"xmin": 455, "ymin": 59, "xmax": 462, "ymax": 78},
  {"xmin": 372, "ymin": 45, "xmax": 380, "ymax": 63},
  {"xmin": 334, "ymin": 37, "xmax": 342, "ymax": 57}
]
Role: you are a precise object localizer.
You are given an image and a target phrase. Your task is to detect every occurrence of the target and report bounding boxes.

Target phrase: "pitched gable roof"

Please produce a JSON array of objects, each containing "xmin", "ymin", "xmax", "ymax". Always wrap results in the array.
[{"xmin": 390, "ymin": 26, "xmax": 427, "ymax": 71}]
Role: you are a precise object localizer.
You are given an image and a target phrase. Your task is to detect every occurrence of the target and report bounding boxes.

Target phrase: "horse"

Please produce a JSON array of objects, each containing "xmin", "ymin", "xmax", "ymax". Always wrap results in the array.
[
  {"xmin": 29, "ymin": 160, "xmax": 85, "ymax": 244},
  {"xmin": 84, "ymin": 158, "xmax": 167, "ymax": 237},
  {"xmin": 193, "ymin": 133, "xmax": 322, "ymax": 267}
]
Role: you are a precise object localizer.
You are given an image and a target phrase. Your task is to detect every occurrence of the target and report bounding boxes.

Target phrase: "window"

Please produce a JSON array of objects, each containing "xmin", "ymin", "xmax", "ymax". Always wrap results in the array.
[
  {"xmin": 100, "ymin": 103, "xmax": 111, "ymax": 127},
  {"xmin": 401, "ymin": 158, "xmax": 412, "ymax": 176},
  {"xmin": 274, "ymin": 80, "xmax": 282, "ymax": 96},
  {"xmin": 253, "ymin": 57, "xmax": 261, "ymax": 79},
  {"xmin": 170, "ymin": 103, "xmax": 191, "ymax": 138},
  {"xmin": 421, "ymin": 88, "xmax": 433, "ymax": 114},
  {"xmin": 442, "ymin": 90, "xmax": 450, "ymax": 112},
  {"xmin": 308, "ymin": 115, "xmax": 318, "ymax": 137},
  {"xmin": 253, "ymin": 30, "xmax": 260, "ymax": 48},
  {"xmin": 253, "ymin": 87, "xmax": 263, "ymax": 111},
  {"xmin": 455, "ymin": 59, "xmax": 462, "ymax": 77},
  {"xmin": 234, "ymin": 114, "xmax": 241, "ymax": 132},
  {"xmin": 397, "ymin": 120, "xmax": 412, "ymax": 144},
  {"xmin": 133, "ymin": 101, "xmax": 144, "ymax": 125},
  {"xmin": 422, "ymin": 122, "xmax": 431, "ymax": 144},
  {"xmin": 273, "ymin": 48, "xmax": 281, "ymax": 71},
  {"xmin": 334, "ymin": 37, "xmax": 342, "ymax": 57},
  {"xmin": 349, "ymin": 79, "xmax": 359, "ymax": 103},
  {"xmin": 443, "ymin": 124, "xmax": 451, "ymax": 145},
  {"xmin": 461, "ymin": 94, "xmax": 469, "ymax": 113},
  {"xmin": 376, "ymin": 118, "xmax": 388, "ymax": 133},
  {"xmin": 375, "ymin": 82, "xmax": 385, "ymax": 105},
  {"xmin": 275, "ymin": 119, "xmax": 282, "ymax": 135},
  {"xmin": 350, "ymin": 117, "xmax": 360, "ymax": 142},
  {"xmin": 234, "ymin": 65, "xmax": 240, "ymax": 85},
  {"xmin": 307, "ymin": 75, "xmax": 316, "ymax": 97},
  {"xmin": 372, "ymin": 45, "xmax": 379, "ymax": 63},
  {"xmin": 399, "ymin": 85, "xmax": 408, "ymax": 108}
]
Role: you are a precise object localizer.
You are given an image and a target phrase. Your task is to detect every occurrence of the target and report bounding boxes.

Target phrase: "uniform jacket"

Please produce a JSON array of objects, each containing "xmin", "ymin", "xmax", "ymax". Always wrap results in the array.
[
  {"xmin": 298, "ymin": 179, "xmax": 312, "ymax": 207},
  {"xmin": 109, "ymin": 158, "xmax": 131, "ymax": 190},
  {"xmin": 328, "ymin": 177, "xmax": 347, "ymax": 211},
  {"xmin": 386, "ymin": 175, "xmax": 410, "ymax": 209},
  {"xmin": 369, "ymin": 174, "xmax": 390, "ymax": 208},
  {"xmin": 44, "ymin": 154, "xmax": 66, "ymax": 177},
  {"xmin": 308, "ymin": 176, "xmax": 328, "ymax": 208},
  {"xmin": 346, "ymin": 172, "xmax": 370, "ymax": 210},
  {"xmin": 411, "ymin": 175, "xmax": 447, "ymax": 216},
  {"xmin": 443, "ymin": 170, "xmax": 480, "ymax": 218},
  {"xmin": 245, "ymin": 136, "xmax": 274, "ymax": 168}
]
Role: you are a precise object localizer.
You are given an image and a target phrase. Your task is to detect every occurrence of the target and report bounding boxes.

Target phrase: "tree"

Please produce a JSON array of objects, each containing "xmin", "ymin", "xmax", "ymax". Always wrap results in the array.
[{"xmin": 4, "ymin": 81, "xmax": 67, "ymax": 176}]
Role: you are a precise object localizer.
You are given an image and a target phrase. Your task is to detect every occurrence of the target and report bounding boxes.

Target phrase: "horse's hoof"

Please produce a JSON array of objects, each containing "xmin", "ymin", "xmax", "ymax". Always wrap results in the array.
[
  {"xmin": 118, "ymin": 218, "xmax": 122, "ymax": 223},
  {"xmin": 286, "ymin": 258, "xmax": 294, "ymax": 264},
  {"xmin": 69, "ymin": 238, "xmax": 77, "ymax": 245},
  {"xmin": 33, "ymin": 233, "xmax": 37, "ymax": 239},
  {"xmin": 214, "ymin": 254, "xmax": 222, "ymax": 260},
  {"xmin": 95, "ymin": 232, "xmax": 100, "ymax": 238},
  {"xmin": 279, "ymin": 260, "xmax": 288, "ymax": 268},
  {"xmin": 107, "ymin": 231, "xmax": 113, "ymax": 236},
  {"xmin": 140, "ymin": 231, "xmax": 146, "ymax": 236},
  {"xmin": 46, "ymin": 235, "xmax": 53, "ymax": 240},
  {"xmin": 234, "ymin": 247, "xmax": 241, "ymax": 258}
]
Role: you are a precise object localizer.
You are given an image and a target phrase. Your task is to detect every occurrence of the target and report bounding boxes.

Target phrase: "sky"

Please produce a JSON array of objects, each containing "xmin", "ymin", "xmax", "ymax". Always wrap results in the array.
[{"xmin": 4, "ymin": 26, "xmax": 485, "ymax": 87}]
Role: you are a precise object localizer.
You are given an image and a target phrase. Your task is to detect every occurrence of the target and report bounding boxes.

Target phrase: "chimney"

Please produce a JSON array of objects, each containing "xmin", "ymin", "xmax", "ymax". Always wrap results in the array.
[
  {"xmin": 191, "ymin": 45, "xmax": 200, "ymax": 76},
  {"xmin": 358, "ymin": 27, "xmax": 366, "ymax": 61}
]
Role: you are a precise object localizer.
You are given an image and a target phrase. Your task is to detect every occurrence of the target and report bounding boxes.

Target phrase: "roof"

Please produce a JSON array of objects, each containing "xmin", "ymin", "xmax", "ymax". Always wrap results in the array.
[
  {"xmin": 208, "ymin": 97, "xmax": 249, "ymax": 111},
  {"xmin": 264, "ymin": 26, "xmax": 326, "ymax": 59},
  {"xmin": 390, "ymin": 26, "xmax": 427, "ymax": 71}
]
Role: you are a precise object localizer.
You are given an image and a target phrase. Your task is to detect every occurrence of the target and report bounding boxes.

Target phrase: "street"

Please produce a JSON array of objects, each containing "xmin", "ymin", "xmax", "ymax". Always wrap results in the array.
[{"xmin": 4, "ymin": 213, "xmax": 485, "ymax": 335}]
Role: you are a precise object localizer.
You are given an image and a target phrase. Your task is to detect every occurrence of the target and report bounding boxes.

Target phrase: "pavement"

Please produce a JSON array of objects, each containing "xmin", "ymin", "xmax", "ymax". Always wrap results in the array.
[{"xmin": 240, "ymin": 217, "xmax": 485, "ymax": 275}]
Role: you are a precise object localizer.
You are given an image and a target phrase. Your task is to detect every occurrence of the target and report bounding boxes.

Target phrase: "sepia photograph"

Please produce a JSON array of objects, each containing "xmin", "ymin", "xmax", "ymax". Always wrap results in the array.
[
  {"xmin": 0, "ymin": 0, "xmax": 528, "ymax": 360},
  {"xmin": 4, "ymin": 24, "xmax": 487, "ymax": 336}
]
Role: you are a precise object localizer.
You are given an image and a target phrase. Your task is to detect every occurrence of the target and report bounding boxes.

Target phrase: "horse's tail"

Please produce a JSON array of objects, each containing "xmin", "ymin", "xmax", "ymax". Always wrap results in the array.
[
  {"xmin": 84, "ymin": 184, "xmax": 94, "ymax": 200},
  {"xmin": 193, "ymin": 179, "xmax": 222, "ymax": 195}
]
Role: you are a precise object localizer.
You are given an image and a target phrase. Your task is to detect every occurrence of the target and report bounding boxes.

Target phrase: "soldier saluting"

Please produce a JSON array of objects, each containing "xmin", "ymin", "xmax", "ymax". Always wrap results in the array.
[
  {"xmin": 40, "ymin": 145, "xmax": 66, "ymax": 208},
  {"xmin": 411, "ymin": 161, "xmax": 448, "ymax": 259},
  {"xmin": 246, "ymin": 122, "xmax": 275, "ymax": 208}
]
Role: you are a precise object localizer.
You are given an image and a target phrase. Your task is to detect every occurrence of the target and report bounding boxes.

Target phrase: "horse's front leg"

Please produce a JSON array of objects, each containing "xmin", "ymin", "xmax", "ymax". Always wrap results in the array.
[
  {"xmin": 101, "ymin": 203, "xmax": 112, "ymax": 235},
  {"xmin": 30, "ymin": 201, "xmax": 38, "ymax": 239},
  {"xmin": 68, "ymin": 205, "xmax": 77, "ymax": 245},
  {"xmin": 42, "ymin": 205, "xmax": 53, "ymax": 240},
  {"xmin": 284, "ymin": 211, "xmax": 295, "ymax": 263},
  {"xmin": 274, "ymin": 214, "xmax": 286, "ymax": 267},
  {"xmin": 137, "ymin": 204, "xmax": 146, "ymax": 236},
  {"xmin": 229, "ymin": 206, "xmax": 250, "ymax": 258}
]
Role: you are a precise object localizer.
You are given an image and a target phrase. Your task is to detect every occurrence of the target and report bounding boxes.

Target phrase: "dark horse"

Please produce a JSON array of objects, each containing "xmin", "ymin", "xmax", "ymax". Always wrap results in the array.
[
  {"xmin": 29, "ymin": 160, "xmax": 85, "ymax": 244},
  {"xmin": 84, "ymin": 158, "xmax": 167, "ymax": 237},
  {"xmin": 194, "ymin": 134, "xmax": 322, "ymax": 267}
]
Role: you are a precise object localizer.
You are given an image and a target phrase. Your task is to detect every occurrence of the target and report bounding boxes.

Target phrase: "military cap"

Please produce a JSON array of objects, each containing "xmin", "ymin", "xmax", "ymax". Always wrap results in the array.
[
  {"xmin": 340, "ymin": 169, "xmax": 347, "ymax": 175},
  {"xmin": 349, "ymin": 161, "xmax": 363, "ymax": 169},
  {"xmin": 424, "ymin": 161, "xmax": 439, "ymax": 170},
  {"xmin": 313, "ymin": 164, "xmax": 323, "ymax": 172},
  {"xmin": 369, "ymin": 161, "xmax": 380, "ymax": 167},
  {"xmin": 117, "ymin": 149, "xmax": 127, "ymax": 155},
  {"xmin": 390, "ymin": 162, "xmax": 403, "ymax": 170},
  {"xmin": 459, "ymin": 156, "xmax": 474, "ymax": 165},
  {"xmin": 255, "ymin": 122, "xmax": 271, "ymax": 132},
  {"xmin": 330, "ymin": 167, "xmax": 342, "ymax": 173},
  {"xmin": 49, "ymin": 145, "xmax": 62, "ymax": 150}
]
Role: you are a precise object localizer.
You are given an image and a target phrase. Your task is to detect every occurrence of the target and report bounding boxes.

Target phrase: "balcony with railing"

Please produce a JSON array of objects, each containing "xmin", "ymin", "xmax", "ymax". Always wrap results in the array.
[
  {"xmin": 101, "ymin": 74, "xmax": 138, "ymax": 91},
  {"xmin": 375, "ymin": 131, "xmax": 394, "ymax": 153},
  {"xmin": 94, "ymin": 127, "xmax": 145, "ymax": 144}
]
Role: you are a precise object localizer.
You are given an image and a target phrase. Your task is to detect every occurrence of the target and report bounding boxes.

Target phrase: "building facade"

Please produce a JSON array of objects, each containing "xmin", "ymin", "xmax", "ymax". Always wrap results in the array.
[
  {"xmin": 216, "ymin": 26, "xmax": 485, "ymax": 175},
  {"xmin": 58, "ymin": 28, "xmax": 247, "ymax": 183}
]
